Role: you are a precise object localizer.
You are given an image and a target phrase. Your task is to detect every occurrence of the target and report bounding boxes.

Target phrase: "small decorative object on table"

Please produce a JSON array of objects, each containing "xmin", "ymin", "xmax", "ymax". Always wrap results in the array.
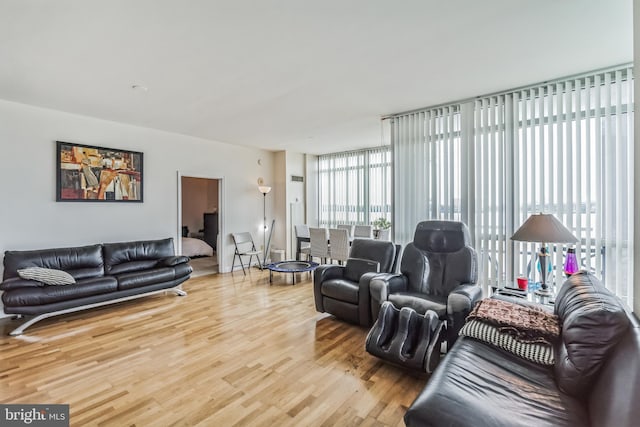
[
  {"xmin": 564, "ymin": 247, "xmax": 579, "ymax": 277},
  {"xmin": 372, "ymin": 217, "xmax": 391, "ymax": 239}
]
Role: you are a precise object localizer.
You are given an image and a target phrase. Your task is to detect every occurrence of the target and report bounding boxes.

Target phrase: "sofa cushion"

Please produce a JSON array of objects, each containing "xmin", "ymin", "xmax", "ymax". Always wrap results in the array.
[
  {"xmin": 103, "ymin": 238, "xmax": 175, "ymax": 275},
  {"xmin": 404, "ymin": 337, "xmax": 589, "ymax": 427},
  {"xmin": 2, "ymin": 276, "xmax": 117, "ymax": 307},
  {"xmin": 108, "ymin": 260, "xmax": 159, "ymax": 275},
  {"xmin": 17, "ymin": 267, "xmax": 76, "ymax": 286},
  {"xmin": 115, "ymin": 267, "xmax": 176, "ymax": 291},
  {"xmin": 553, "ymin": 272, "xmax": 630, "ymax": 398},
  {"xmin": 3, "ymin": 244, "xmax": 104, "ymax": 281},
  {"xmin": 321, "ymin": 279, "xmax": 359, "ymax": 303}
]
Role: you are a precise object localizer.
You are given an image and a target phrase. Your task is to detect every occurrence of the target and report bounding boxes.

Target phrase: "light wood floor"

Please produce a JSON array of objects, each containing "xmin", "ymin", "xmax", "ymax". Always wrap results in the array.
[{"xmin": 0, "ymin": 270, "xmax": 428, "ymax": 426}]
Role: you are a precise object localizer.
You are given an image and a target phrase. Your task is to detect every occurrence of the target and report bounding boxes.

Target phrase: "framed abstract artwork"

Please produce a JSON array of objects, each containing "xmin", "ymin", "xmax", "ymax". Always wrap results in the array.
[{"xmin": 56, "ymin": 141, "xmax": 143, "ymax": 202}]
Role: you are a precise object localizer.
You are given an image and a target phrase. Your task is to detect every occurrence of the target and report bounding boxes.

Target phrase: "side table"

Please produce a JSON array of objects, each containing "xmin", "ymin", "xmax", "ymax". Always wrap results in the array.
[{"xmin": 491, "ymin": 283, "xmax": 555, "ymax": 308}]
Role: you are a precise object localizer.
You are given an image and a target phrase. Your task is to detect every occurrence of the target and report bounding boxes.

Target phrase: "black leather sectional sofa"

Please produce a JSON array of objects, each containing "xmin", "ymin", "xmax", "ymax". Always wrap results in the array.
[
  {"xmin": 1, "ymin": 238, "xmax": 192, "ymax": 335},
  {"xmin": 404, "ymin": 272, "xmax": 640, "ymax": 427}
]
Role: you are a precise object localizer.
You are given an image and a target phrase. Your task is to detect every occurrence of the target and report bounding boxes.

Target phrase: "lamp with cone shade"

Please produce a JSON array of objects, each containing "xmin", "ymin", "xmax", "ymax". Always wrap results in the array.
[{"xmin": 511, "ymin": 213, "xmax": 578, "ymax": 296}]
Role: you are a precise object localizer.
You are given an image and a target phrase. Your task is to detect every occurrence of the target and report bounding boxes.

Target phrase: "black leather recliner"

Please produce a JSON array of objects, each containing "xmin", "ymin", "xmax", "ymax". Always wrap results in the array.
[
  {"xmin": 370, "ymin": 220, "xmax": 481, "ymax": 347},
  {"xmin": 314, "ymin": 239, "xmax": 397, "ymax": 326}
]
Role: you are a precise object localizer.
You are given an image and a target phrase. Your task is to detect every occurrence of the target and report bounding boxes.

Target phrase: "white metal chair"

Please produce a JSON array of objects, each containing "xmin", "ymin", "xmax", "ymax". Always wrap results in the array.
[
  {"xmin": 329, "ymin": 228, "xmax": 351, "ymax": 264},
  {"xmin": 231, "ymin": 232, "xmax": 262, "ymax": 275},
  {"xmin": 337, "ymin": 224, "xmax": 354, "ymax": 239},
  {"xmin": 295, "ymin": 224, "xmax": 311, "ymax": 261},
  {"xmin": 309, "ymin": 227, "xmax": 330, "ymax": 264},
  {"xmin": 354, "ymin": 225, "xmax": 373, "ymax": 239}
]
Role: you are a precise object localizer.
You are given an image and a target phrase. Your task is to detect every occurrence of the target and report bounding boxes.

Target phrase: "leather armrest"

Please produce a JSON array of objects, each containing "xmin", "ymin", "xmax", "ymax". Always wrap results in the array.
[
  {"xmin": 313, "ymin": 265, "xmax": 345, "ymax": 312},
  {"xmin": 357, "ymin": 271, "xmax": 382, "ymax": 326},
  {"xmin": 158, "ymin": 256, "xmax": 190, "ymax": 267},
  {"xmin": 370, "ymin": 273, "xmax": 408, "ymax": 301},
  {"xmin": 369, "ymin": 273, "xmax": 408, "ymax": 320},
  {"xmin": 0, "ymin": 277, "xmax": 44, "ymax": 291},
  {"xmin": 447, "ymin": 283, "xmax": 483, "ymax": 315},
  {"xmin": 447, "ymin": 283, "xmax": 483, "ymax": 347}
]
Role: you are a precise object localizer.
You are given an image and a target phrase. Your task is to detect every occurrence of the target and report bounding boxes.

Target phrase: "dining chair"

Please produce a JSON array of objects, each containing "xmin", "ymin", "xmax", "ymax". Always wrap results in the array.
[
  {"xmin": 294, "ymin": 224, "xmax": 311, "ymax": 261},
  {"xmin": 337, "ymin": 224, "xmax": 354, "ymax": 239},
  {"xmin": 329, "ymin": 228, "xmax": 351, "ymax": 264},
  {"xmin": 354, "ymin": 225, "xmax": 373, "ymax": 239},
  {"xmin": 309, "ymin": 227, "xmax": 330, "ymax": 264}
]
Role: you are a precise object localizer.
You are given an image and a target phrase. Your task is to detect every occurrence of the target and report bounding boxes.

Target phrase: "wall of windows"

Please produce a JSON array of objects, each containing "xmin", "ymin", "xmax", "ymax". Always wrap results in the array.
[
  {"xmin": 318, "ymin": 146, "xmax": 391, "ymax": 228},
  {"xmin": 392, "ymin": 65, "xmax": 634, "ymax": 306}
]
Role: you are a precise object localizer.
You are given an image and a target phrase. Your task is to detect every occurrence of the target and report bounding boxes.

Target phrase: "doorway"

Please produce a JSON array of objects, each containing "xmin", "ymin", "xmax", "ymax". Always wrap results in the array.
[{"xmin": 178, "ymin": 174, "xmax": 222, "ymax": 277}]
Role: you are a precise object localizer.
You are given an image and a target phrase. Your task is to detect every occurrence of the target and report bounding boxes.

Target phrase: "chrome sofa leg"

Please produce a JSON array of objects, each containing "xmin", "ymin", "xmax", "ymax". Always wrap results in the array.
[
  {"xmin": 7, "ymin": 285, "xmax": 188, "ymax": 336},
  {"xmin": 9, "ymin": 313, "xmax": 52, "ymax": 336}
]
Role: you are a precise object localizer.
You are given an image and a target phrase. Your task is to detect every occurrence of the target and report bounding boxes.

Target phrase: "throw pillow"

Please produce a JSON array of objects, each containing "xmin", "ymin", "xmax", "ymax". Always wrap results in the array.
[
  {"xmin": 459, "ymin": 319, "xmax": 555, "ymax": 365},
  {"xmin": 17, "ymin": 267, "xmax": 76, "ymax": 286}
]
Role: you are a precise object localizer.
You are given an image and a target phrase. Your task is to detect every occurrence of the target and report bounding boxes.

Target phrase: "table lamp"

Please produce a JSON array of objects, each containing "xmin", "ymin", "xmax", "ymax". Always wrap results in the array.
[{"xmin": 511, "ymin": 213, "xmax": 578, "ymax": 296}]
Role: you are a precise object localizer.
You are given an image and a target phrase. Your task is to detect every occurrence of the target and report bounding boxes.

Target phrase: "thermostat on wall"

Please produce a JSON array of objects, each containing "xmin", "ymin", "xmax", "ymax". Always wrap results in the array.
[{"xmin": 291, "ymin": 175, "xmax": 304, "ymax": 182}]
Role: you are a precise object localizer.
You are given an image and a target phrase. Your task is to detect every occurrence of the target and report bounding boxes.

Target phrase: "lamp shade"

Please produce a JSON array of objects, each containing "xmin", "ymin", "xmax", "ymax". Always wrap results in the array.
[
  {"xmin": 511, "ymin": 213, "xmax": 578, "ymax": 243},
  {"xmin": 258, "ymin": 185, "xmax": 272, "ymax": 194}
]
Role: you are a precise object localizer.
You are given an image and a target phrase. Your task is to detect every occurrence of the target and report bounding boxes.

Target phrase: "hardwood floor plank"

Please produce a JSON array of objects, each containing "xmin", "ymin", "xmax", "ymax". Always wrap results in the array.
[{"xmin": 0, "ymin": 270, "xmax": 427, "ymax": 426}]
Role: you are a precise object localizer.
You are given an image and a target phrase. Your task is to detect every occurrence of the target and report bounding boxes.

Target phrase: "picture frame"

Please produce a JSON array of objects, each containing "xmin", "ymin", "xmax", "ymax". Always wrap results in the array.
[{"xmin": 56, "ymin": 141, "xmax": 144, "ymax": 202}]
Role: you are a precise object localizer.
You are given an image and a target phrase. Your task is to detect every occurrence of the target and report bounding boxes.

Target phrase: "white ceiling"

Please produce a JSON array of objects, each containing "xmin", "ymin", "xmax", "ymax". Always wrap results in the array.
[{"xmin": 0, "ymin": 0, "xmax": 632, "ymax": 155}]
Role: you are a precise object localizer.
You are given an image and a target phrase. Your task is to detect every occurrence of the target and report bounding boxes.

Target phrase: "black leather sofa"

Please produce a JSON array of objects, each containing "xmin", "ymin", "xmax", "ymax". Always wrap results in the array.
[
  {"xmin": 1, "ymin": 238, "xmax": 192, "ymax": 335},
  {"xmin": 404, "ymin": 272, "xmax": 640, "ymax": 427}
]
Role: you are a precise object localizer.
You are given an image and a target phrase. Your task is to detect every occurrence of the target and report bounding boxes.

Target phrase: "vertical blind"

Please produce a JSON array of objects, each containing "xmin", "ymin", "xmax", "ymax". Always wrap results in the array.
[
  {"xmin": 393, "ymin": 106, "xmax": 462, "ymax": 244},
  {"xmin": 318, "ymin": 146, "xmax": 391, "ymax": 228},
  {"xmin": 392, "ymin": 65, "xmax": 634, "ymax": 307}
]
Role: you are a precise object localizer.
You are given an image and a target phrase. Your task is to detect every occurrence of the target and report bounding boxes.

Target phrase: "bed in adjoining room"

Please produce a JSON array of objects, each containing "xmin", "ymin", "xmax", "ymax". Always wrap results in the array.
[{"xmin": 181, "ymin": 237, "xmax": 214, "ymax": 258}]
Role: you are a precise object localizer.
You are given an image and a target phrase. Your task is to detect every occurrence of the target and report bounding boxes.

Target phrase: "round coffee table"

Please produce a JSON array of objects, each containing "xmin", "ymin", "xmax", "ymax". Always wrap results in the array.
[{"xmin": 266, "ymin": 260, "xmax": 319, "ymax": 285}]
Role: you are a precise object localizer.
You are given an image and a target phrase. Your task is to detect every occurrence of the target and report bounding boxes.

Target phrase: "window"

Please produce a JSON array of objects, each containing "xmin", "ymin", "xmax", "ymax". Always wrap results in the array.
[
  {"xmin": 318, "ymin": 146, "xmax": 391, "ymax": 228},
  {"xmin": 392, "ymin": 66, "xmax": 634, "ymax": 306}
]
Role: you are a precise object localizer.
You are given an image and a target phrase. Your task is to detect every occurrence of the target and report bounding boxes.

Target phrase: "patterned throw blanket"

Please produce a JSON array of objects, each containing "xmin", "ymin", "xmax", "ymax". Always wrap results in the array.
[{"xmin": 467, "ymin": 298, "xmax": 560, "ymax": 345}]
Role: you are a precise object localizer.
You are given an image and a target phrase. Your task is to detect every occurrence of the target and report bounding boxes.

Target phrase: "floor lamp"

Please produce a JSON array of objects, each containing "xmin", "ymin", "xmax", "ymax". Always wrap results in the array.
[{"xmin": 258, "ymin": 184, "xmax": 272, "ymax": 267}]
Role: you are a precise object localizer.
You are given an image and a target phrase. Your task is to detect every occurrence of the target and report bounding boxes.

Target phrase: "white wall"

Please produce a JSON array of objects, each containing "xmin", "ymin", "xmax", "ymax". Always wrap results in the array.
[
  {"xmin": 305, "ymin": 154, "xmax": 319, "ymax": 227},
  {"xmin": 271, "ymin": 152, "xmax": 286, "ymax": 258},
  {"xmin": 285, "ymin": 152, "xmax": 306, "ymax": 257},
  {"xmin": 0, "ymin": 99, "xmax": 276, "ymax": 278}
]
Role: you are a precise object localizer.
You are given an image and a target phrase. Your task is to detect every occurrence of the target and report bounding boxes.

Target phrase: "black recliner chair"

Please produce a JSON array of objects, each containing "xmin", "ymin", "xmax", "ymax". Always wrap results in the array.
[
  {"xmin": 370, "ymin": 220, "xmax": 481, "ymax": 347},
  {"xmin": 314, "ymin": 239, "xmax": 397, "ymax": 326}
]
